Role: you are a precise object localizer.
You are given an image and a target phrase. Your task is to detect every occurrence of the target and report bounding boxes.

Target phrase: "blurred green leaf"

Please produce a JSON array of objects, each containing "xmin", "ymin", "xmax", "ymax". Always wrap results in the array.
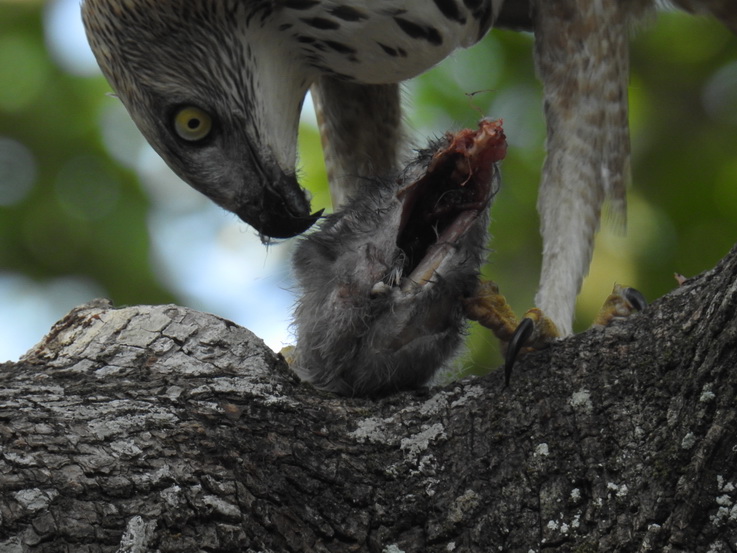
[{"xmin": 0, "ymin": 4, "xmax": 176, "ymax": 309}]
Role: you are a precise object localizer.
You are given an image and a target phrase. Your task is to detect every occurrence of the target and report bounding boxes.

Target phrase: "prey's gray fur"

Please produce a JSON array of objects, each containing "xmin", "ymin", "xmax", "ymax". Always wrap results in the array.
[{"xmin": 292, "ymin": 131, "xmax": 501, "ymax": 396}]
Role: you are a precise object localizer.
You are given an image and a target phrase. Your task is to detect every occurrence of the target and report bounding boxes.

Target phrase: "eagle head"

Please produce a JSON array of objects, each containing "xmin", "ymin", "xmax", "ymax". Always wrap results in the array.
[{"xmin": 82, "ymin": 0, "xmax": 320, "ymax": 239}]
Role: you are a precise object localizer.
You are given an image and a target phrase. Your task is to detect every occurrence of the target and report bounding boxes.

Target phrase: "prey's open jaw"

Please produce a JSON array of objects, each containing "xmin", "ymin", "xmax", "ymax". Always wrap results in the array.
[{"xmin": 388, "ymin": 120, "xmax": 507, "ymax": 294}]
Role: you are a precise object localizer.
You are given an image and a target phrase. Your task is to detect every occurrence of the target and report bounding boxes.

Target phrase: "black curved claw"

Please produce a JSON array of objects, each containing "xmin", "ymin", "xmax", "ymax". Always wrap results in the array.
[
  {"xmin": 623, "ymin": 287, "xmax": 647, "ymax": 312},
  {"xmin": 504, "ymin": 317, "xmax": 535, "ymax": 387}
]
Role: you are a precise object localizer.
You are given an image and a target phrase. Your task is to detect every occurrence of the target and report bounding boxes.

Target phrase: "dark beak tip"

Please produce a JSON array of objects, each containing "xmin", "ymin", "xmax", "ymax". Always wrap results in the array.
[
  {"xmin": 234, "ymin": 173, "xmax": 322, "ymax": 239},
  {"xmin": 253, "ymin": 209, "xmax": 324, "ymax": 240}
]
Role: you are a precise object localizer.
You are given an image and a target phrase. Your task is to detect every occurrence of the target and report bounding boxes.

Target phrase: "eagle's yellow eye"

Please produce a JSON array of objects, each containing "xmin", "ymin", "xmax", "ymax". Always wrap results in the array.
[{"xmin": 173, "ymin": 106, "xmax": 212, "ymax": 142}]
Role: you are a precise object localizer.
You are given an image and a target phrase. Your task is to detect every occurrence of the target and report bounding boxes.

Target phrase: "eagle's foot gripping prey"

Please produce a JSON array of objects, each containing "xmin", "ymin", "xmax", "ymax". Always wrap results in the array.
[{"xmin": 464, "ymin": 281, "xmax": 646, "ymax": 386}]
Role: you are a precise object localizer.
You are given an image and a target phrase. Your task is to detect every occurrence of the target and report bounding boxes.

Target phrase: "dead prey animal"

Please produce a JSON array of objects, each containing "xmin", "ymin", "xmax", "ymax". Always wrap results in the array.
[{"xmin": 292, "ymin": 120, "xmax": 507, "ymax": 396}]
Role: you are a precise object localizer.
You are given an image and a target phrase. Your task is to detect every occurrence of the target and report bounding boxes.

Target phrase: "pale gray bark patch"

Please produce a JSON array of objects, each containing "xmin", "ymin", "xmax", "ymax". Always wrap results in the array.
[{"xmin": 116, "ymin": 516, "xmax": 156, "ymax": 553}]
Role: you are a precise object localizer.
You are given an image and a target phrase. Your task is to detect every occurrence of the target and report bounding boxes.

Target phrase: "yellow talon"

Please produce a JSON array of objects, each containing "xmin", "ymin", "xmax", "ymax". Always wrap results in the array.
[
  {"xmin": 279, "ymin": 345, "xmax": 297, "ymax": 366},
  {"xmin": 465, "ymin": 280, "xmax": 645, "ymax": 386},
  {"xmin": 593, "ymin": 284, "xmax": 647, "ymax": 327}
]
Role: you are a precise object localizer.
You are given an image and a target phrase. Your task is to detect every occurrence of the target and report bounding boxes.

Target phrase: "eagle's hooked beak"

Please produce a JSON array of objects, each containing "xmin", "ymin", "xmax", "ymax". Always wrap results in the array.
[
  {"xmin": 233, "ymin": 155, "xmax": 322, "ymax": 239},
  {"xmin": 234, "ymin": 185, "xmax": 321, "ymax": 239}
]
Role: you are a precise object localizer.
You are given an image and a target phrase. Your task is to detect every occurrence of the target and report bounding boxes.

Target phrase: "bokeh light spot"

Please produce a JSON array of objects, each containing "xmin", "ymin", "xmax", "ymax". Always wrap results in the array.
[
  {"xmin": 0, "ymin": 33, "xmax": 49, "ymax": 112},
  {"xmin": 55, "ymin": 155, "xmax": 121, "ymax": 220},
  {"xmin": 702, "ymin": 61, "xmax": 737, "ymax": 125},
  {"xmin": 100, "ymin": 102, "xmax": 147, "ymax": 170},
  {"xmin": 0, "ymin": 137, "xmax": 36, "ymax": 206},
  {"xmin": 43, "ymin": 0, "xmax": 101, "ymax": 76},
  {"xmin": 0, "ymin": 273, "xmax": 105, "ymax": 362}
]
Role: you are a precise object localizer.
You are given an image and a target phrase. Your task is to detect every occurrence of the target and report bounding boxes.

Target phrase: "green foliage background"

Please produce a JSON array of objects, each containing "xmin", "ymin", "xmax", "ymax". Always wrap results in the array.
[{"xmin": 0, "ymin": 2, "xmax": 735, "ymax": 370}]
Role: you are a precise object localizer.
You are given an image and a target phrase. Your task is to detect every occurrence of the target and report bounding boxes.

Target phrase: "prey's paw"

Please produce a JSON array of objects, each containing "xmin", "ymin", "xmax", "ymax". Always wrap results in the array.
[{"xmin": 592, "ymin": 284, "xmax": 647, "ymax": 327}]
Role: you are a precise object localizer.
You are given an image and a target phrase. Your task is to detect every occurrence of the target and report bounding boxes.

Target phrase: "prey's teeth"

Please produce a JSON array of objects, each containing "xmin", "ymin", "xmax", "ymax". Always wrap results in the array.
[
  {"xmin": 403, "ymin": 243, "xmax": 453, "ymax": 292},
  {"xmin": 400, "ymin": 279, "xmax": 422, "ymax": 294},
  {"xmin": 370, "ymin": 282, "xmax": 391, "ymax": 297},
  {"xmin": 402, "ymin": 209, "xmax": 480, "ymax": 292}
]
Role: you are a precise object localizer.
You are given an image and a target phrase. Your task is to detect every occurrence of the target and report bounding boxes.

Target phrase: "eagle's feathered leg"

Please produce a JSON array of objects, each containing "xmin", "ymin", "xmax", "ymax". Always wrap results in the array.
[
  {"xmin": 311, "ymin": 79, "xmax": 405, "ymax": 210},
  {"xmin": 532, "ymin": 0, "xmax": 636, "ymax": 338}
]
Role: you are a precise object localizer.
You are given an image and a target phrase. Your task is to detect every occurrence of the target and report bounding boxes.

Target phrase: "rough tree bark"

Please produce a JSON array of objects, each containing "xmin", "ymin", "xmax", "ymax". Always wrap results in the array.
[{"xmin": 1, "ymin": 243, "xmax": 737, "ymax": 553}]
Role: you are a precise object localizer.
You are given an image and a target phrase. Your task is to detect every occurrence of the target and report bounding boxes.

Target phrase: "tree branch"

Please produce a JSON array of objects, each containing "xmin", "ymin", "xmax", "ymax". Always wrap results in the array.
[{"xmin": 2, "ymin": 245, "xmax": 737, "ymax": 552}]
